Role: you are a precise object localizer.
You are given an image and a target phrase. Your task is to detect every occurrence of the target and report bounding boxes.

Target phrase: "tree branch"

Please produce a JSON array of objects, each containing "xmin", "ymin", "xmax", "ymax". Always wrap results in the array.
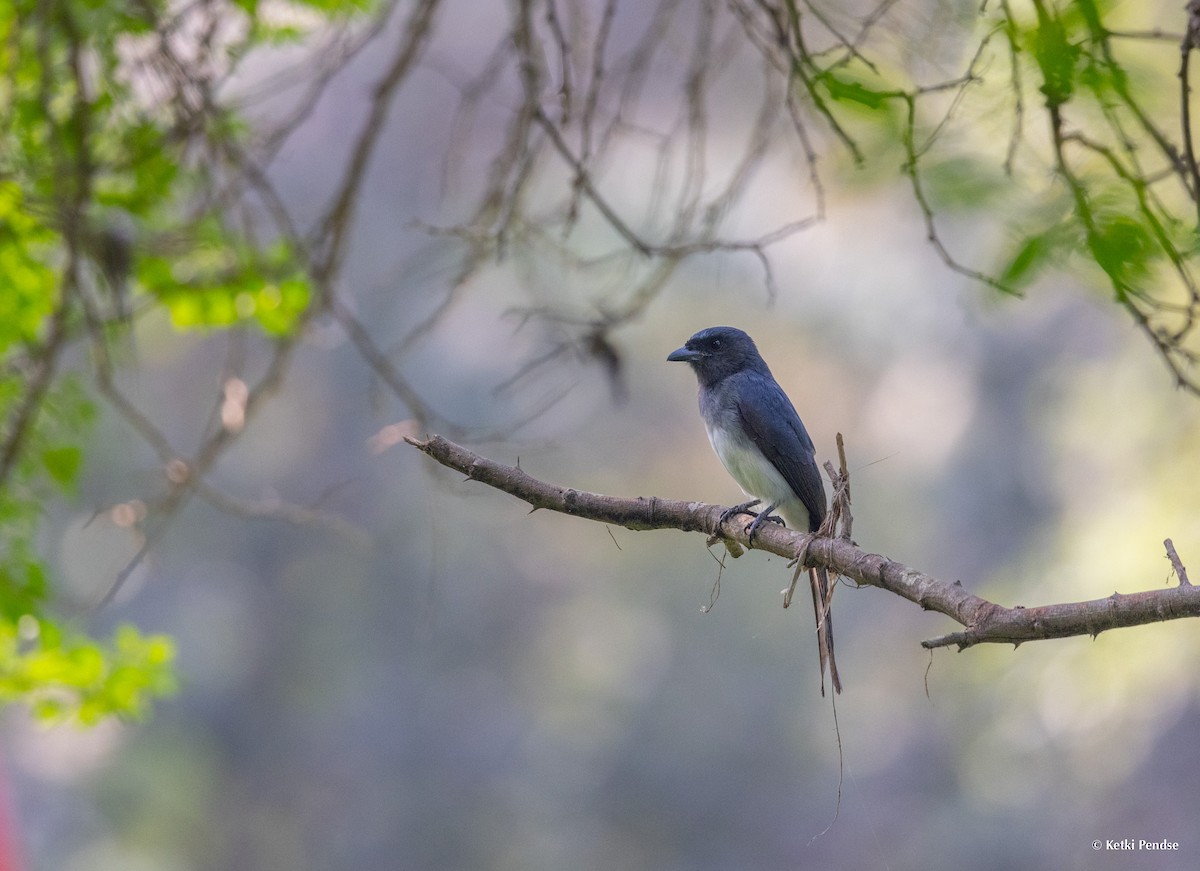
[
  {"xmin": 311, "ymin": 0, "xmax": 440, "ymax": 285},
  {"xmin": 407, "ymin": 434, "xmax": 1200, "ymax": 652}
]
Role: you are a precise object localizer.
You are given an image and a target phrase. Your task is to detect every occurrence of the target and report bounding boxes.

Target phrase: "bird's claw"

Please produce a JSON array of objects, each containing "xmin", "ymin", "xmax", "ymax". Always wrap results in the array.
[
  {"xmin": 745, "ymin": 510, "xmax": 784, "ymax": 544},
  {"xmin": 718, "ymin": 499, "xmax": 784, "ymax": 545},
  {"xmin": 718, "ymin": 499, "xmax": 761, "ymax": 527}
]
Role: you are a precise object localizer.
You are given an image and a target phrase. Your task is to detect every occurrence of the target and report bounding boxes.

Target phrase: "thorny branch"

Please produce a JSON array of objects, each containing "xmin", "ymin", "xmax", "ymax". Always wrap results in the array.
[{"xmin": 409, "ymin": 434, "xmax": 1200, "ymax": 652}]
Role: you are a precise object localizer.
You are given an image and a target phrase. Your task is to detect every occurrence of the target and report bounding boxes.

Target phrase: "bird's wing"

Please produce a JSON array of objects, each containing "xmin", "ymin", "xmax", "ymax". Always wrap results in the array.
[{"xmin": 733, "ymin": 372, "xmax": 827, "ymax": 532}]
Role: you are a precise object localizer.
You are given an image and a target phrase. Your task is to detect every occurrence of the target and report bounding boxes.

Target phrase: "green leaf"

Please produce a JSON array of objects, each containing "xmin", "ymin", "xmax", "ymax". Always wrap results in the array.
[
  {"xmin": 1030, "ymin": 5, "xmax": 1079, "ymax": 108},
  {"xmin": 998, "ymin": 222, "xmax": 1080, "ymax": 290},
  {"xmin": 40, "ymin": 446, "xmax": 82, "ymax": 490},
  {"xmin": 1088, "ymin": 214, "xmax": 1155, "ymax": 290},
  {"xmin": 1001, "ymin": 235, "xmax": 1053, "ymax": 288}
]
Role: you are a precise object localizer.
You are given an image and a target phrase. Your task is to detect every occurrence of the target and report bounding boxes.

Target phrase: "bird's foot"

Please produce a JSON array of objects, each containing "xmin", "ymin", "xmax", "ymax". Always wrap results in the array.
[
  {"xmin": 718, "ymin": 499, "xmax": 761, "ymax": 527},
  {"xmin": 745, "ymin": 504, "xmax": 784, "ymax": 545}
]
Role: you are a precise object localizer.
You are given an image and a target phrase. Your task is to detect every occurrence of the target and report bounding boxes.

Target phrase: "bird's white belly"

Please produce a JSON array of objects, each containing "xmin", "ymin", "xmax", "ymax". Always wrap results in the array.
[
  {"xmin": 705, "ymin": 424, "xmax": 813, "ymax": 530},
  {"xmin": 707, "ymin": 425, "xmax": 792, "ymax": 505}
]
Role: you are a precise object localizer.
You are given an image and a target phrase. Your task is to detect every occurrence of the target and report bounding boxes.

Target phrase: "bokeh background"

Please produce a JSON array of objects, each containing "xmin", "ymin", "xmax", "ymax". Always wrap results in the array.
[{"xmin": 8, "ymin": 1, "xmax": 1200, "ymax": 869}]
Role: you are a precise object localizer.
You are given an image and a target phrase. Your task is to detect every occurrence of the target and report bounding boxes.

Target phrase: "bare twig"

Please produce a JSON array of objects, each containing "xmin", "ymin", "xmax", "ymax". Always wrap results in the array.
[
  {"xmin": 95, "ymin": 334, "xmax": 303, "ymax": 608},
  {"xmin": 326, "ymin": 291, "xmax": 438, "ymax": 428},
  {"xmin": 1165, "ymin": 538, "xmax": 1191, "ymax": 586},
  {"xmin": 534, "ymin": 107, "xmax": 653, "ymax": 255},
  {"xmin": 311, "ymin": 0, "xmax": 441, "ymax": 285},
  {"xmin": 1181, "ymin": 0, "xmax": 1200, "ymax": 220}
]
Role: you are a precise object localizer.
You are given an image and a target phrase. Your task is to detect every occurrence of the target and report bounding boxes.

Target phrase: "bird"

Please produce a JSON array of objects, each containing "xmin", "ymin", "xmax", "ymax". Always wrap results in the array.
[{"xmin": 668, "ymin": 326, "xmax": 841, "ymax": 695}]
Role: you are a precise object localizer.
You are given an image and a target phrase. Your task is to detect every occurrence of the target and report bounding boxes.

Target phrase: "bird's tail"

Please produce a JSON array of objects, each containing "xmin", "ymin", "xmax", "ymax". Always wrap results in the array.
[{"xmin": 810, "ymin": 566, "xmax": 842, "ymax": 695}]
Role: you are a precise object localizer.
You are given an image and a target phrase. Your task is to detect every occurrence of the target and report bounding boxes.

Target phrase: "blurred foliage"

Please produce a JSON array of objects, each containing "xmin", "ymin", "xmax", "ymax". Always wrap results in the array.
[
  {"xmin": 783, "ymin": 1, "xmax": 1200, "ymax": 381},
  {"xmin": 141, "ymin": 234, "xmax": 312, "ymax": 336},
  {"xmin": 0, "ymin": 620, "xmax": 176, "ymax": 723},
  {"xmin": 989, "ymin": 1, "xmax": 1200, "ymax": 369},
  {"xmin": 0, "ymin": 0, "xmax": 368, "ymax": 722}
]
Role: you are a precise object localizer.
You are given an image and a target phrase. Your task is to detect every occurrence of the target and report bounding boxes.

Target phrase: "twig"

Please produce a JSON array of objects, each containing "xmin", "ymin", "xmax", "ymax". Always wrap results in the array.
[
  {"xmin": 1165, "ymin": 538, "xmax": 1191, "ymax": 586},
  {"xmin": 326, "ymin": 291, "xmax": 438, "ymax": 427},
  {"xmin": 533, "ymin": 107, "xmax": 653, "ymax": 255},
  {"xmin": 0, "ymin": 303, "xmax": 70, "ymax": 488},
  {"xmin": 311, "ymin": 0, "xmax": 440, "ymax": 284},
  {"xmin": 1181, "ymin": 0, "xmax": 1200, "ymax": 220},
  {"xmin": 96, "ymin": 335, "xmax": 302, "ymax": 608}
]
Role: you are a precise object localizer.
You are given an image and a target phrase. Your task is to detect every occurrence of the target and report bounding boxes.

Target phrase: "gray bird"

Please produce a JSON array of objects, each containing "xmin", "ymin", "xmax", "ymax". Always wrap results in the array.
[{"xmin": 668, "ymin": 326, "xmax": 841, "ymax": 695}]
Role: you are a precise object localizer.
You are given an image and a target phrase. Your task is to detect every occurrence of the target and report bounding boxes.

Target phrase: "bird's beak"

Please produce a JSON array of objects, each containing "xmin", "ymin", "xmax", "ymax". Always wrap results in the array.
[{"xmin": 667, "ymin": 346, "xmax": 703, "ymax": 363}]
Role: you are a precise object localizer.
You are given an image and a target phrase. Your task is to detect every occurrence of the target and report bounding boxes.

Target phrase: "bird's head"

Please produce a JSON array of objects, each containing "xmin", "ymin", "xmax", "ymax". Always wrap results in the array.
[{"xmin": 667, "ymin": 326, "xmax": 767, "ymax": 385}]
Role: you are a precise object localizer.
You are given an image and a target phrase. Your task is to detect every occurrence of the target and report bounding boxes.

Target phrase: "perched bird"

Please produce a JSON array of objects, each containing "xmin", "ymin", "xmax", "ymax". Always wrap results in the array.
[{"xmin": 668, "ymin": 326, "xmax": 841, "ymax": 695}]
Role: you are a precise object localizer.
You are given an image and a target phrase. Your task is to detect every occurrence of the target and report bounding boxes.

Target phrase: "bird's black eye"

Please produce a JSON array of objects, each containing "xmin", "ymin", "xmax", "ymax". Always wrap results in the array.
[{"xmin": 711, "ymin": 338, "xmax": 722, "ymax": 350}]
